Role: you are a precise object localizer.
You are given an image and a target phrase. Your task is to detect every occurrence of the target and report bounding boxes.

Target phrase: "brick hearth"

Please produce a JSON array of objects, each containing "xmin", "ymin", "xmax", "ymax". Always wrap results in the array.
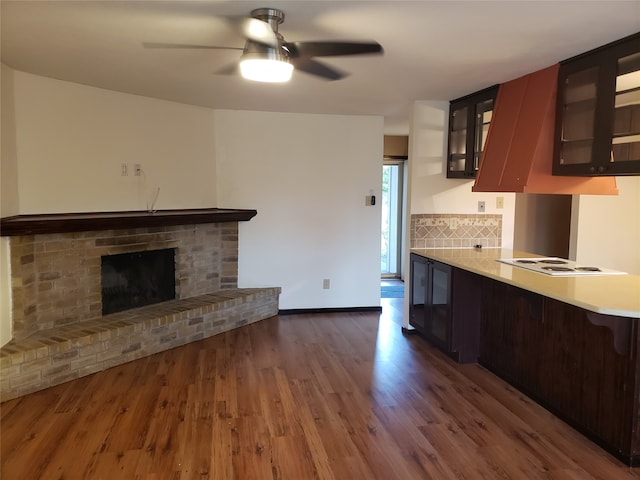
[{"xmin": 0, "ymin": 287, "xmax": 280, "ymax": 401}]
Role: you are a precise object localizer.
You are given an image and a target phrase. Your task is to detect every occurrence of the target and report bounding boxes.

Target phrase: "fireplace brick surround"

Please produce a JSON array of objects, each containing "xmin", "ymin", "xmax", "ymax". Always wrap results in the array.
[{"xmin": 0, "ymin": 210, "xmax": 280, "ymax": 401}]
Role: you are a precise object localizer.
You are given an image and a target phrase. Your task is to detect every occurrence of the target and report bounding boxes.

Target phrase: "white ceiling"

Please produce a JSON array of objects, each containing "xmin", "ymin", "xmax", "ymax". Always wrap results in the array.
[{"xmin": 2, "ymin": 1, "xmax": 639, "ymax": 134}]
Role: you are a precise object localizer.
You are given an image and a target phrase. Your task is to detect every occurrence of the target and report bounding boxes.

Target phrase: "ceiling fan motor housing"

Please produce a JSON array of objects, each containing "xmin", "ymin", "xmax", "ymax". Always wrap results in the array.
[
  {"xmin": 243, "ymin": 8, "xmax": 290, "ymax": 62},
  {"xmin": 251, "ymin": 8, "xmax": 285, "ymax": 32}
]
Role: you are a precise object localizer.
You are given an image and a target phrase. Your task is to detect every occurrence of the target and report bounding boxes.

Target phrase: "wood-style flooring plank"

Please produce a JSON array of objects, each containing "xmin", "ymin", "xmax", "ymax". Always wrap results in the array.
[{"xmin": 2, "ymin": 299, "xmax": 639, "ymax": 479}]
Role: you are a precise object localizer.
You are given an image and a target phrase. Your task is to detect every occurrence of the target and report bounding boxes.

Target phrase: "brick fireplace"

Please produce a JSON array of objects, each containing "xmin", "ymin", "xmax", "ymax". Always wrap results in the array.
[
  {"xmin": 0, "ymin": 209, "xmax": 280, "ymax": 401},
  {"xmin": 9, "ymin": 221, "xmax": 242, "ymax": 339}
]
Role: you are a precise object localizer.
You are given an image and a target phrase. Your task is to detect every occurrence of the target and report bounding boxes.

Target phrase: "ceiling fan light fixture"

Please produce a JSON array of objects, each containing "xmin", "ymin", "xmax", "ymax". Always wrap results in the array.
[{"xmin": 239, "ymin": 54, "xmax": 293, "ymax": 83}]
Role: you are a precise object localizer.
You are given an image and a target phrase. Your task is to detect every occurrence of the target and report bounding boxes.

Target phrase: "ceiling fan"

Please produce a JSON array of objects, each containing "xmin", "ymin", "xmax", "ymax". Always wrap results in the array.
[{"xmin": 143, "ymin": 7, "xmax": 383, "ymax": 82}]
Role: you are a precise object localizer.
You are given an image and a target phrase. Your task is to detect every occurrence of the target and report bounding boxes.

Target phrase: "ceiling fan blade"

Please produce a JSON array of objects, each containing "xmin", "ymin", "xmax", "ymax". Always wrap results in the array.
[
  {"xmin": 143, "ymin": 42, "xmax": 243, "ymax": 51},
  {"xmin": 286, "ymin": 41, "xmax": 383, "ymax": 58},
  {"xmin": 290, "ymin": 57, "xmax": 347, "ymax": 81}
]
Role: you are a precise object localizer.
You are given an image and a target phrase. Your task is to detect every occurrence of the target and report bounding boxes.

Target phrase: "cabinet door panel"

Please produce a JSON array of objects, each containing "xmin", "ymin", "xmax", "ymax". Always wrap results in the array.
[
  {"xmin": 447, "ymin": 86, "xmax": 498, "ymax": 178},
  {"xmin": 409, "ymin": 256, "xmax": 427, "ymax": 331},
  {"xmin": 478, "ymin": 278, "xmax": 543, "ymax": 386},
  {"xmin": 473, "ymin": 101, "xmax": 494, "ymax": 171},
  {"xmin": 410, "ymin": 258, "xmax": 481, "ymax": 364},
  {"xmin": 554, "ymin": 32, "xmax": 640, "ymax": 175},
  {"xmin": 539, "ymin": 299, "xmax": 637, "ymax": 456},
  {"xmin": 427, "ymin": 265, "xmax": 451, "ymax": 346}
]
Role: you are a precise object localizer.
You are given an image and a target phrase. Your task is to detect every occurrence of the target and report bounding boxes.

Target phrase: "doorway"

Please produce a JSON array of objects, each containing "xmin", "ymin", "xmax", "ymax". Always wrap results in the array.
[{"xmin": 381, "ymin": 157, "xmax": 406, "ymax": 279}]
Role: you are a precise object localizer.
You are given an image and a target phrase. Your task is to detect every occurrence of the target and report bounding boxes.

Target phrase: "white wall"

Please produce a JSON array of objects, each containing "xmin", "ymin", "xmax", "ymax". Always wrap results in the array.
[
  {"xmin": 0, "ymin": 65, "xmax": 19, "ymax": 346},
  {"xmin": 9, "ymin": 70, "xmax": 217, "ymax": 214},
  {"xmin": 214, "ymin": 110, "xmax": 383, "ymax": 310},
  {"xmin": 1, "ymin": 70, "xmax": 384, "ymax": 340},
  {"xmin": 407, "ymin": 101, "xmax": 516, "ymax": 245},
  {"xmin": 570, "ymin": 176, "xmax": 640, "ymax": 274},
  {"xmin": 2, "ymin": 65, "xmax": 19, "ymax": 217}
]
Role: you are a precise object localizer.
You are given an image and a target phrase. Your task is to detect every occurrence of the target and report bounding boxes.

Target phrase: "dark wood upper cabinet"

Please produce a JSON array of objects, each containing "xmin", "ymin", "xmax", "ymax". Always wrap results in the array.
[
  {"xmin": 446, "ymin": 85, "xmax": 498, "ymax": 178},
  {"xmin": 553, "ymin": 32, "xmax": 640, "ymax": 176}
]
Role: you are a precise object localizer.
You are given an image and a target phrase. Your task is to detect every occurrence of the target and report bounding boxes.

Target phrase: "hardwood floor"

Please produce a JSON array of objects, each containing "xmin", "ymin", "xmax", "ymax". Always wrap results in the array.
[{"xmin": 2, "ymin": 298, "xmax": 638, "ymax": 479}]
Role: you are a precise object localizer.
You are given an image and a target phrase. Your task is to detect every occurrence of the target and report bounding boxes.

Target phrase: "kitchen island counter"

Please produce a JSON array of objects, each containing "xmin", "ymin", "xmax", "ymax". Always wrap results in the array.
[
  {"xmin": 410, "ymin": 248, "xmax": 640, "ymax": 466},
  {"xmin": 411, "ymin": 248, "xmax": 640, "ymax": 318}
]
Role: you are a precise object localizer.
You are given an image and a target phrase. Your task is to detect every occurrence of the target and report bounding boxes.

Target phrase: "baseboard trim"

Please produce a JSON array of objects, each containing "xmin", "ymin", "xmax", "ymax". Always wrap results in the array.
[{"xmin": 278, "ymin": 306, "xmax": 382, "ymax": 316}]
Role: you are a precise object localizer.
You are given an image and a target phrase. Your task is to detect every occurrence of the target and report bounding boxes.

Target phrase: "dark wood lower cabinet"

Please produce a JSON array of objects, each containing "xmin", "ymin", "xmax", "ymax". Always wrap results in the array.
[
  {"xmin": 409, "ymin": 254, "xmax": 481, "ymax": 363},
  {"xmin": 478, "ymin": 276, "xmax": 640, "ymax": 466}
]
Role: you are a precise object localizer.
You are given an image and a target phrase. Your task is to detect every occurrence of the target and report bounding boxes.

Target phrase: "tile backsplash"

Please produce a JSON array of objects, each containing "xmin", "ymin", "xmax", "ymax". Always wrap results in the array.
[{"xmin": 411, "ymin": 214, "xmax": 502, "ymax": 249}]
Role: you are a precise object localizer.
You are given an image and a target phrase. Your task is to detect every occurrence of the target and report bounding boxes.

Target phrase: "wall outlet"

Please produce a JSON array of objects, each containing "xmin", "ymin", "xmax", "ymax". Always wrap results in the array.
[
  {"xmin": 134, "ymin": 164, "xmax": 142, "ymax": 176},
  {"xmin": 322, "ymin": 279, "xmax": 330, "ymax": 289},
  {"xmin": 478, "ymin": 201, "xmax": 486, "ymax": 213},
  {"xmin": 496, "ymin": 196, "xmax": 504, "ymax": 209}
]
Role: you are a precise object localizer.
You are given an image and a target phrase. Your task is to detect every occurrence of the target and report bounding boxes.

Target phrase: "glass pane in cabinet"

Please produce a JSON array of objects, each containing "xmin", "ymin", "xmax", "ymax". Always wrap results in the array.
[
  {"xmin": 412, "ymin": 262, "xmax": 426, "ymax": 305},
  {"xmin": 448, "ymin": 156, "xmax": 466, "ymax": 172},
  {"xmin": 613, "ymin": 52, "xmax": 640, "ymax": 163},
  {"xmin": 560, "ymin": 140, "xmax": 594, "ymax": 165},
  {"xmin": 474, "ymin": 100, "xmax": 494, "ymax": 170},
  {"xmin": 431, "ymin": 268, "xmax": 448, "ymax": 306},
  {"xmin": 429, "ymin": 267, "xmax": 449, "ymax": 344},
  {"xmin": 565, "ymin": 67, "xmax": 598, "ymax": 103},
  {"xmin": 450, "ymin": 106, "xmax": 468, "ymax": 131},
  {"xmin": 411, "ymin": 261, "xmax": 426, "ymax": 328},
  {"xmin": 559, "ymin": 67, "xmax": 598, "ymax": 165},
  {"xmin": 612, "ymin": 137, "xmax": 640, "ymax": 162},
  {"xmin": 562, "ymin": 101, "xmax": 596, "ymax": 141},
  {"xmin": 449, "ymin": 129, "xmax": 467, "ymax": 155}
]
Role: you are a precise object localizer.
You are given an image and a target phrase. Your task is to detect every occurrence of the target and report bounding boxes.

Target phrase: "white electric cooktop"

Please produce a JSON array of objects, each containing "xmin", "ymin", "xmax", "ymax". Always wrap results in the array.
[{"xmin": 498, "ymin": 257, "xmax": 627, "ymax": 276}]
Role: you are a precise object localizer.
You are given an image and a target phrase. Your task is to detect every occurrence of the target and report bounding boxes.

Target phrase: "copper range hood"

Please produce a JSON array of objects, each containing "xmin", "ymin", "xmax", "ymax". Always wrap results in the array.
[{"xmin": 472, "ymin": 64, "xmax": 618, "ymax": 195}]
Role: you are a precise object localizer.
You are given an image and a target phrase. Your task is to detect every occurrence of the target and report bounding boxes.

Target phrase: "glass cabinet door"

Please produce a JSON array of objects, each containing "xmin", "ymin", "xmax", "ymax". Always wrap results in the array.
[
  {"xmin": 554, "ymin": 32, "xmax": 640, "ymax": 175},
  {"xmin": 612, "ymin": 52, "xmax": 640, "ymax": 165},
  {"xmin": 473, "ymin": 98, "xmax": 495, "ymax": 172},
  {"xmin": 447, "ymin": 85, "xmax": 498, "ymax": 178},
  {"xmin": 558, "ymin": 67, "xmax": 599, "ymax": 166},
  {"xmin": 448, "ymin": 105, "xmax": 469, "ymax": 175},
  {"xmin": 409, "ymin": 257, "xmax": 427, "ymax": 331},
  {"xmin": 426, "ymin": 261, "xmax": 451, "ymax": 348}
]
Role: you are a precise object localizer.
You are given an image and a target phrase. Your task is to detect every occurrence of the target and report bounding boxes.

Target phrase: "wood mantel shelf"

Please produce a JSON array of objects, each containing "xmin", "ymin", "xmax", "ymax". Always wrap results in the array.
[{"xmin": 0, "ymin": 208, "xmax": 257, "ymax": 236}]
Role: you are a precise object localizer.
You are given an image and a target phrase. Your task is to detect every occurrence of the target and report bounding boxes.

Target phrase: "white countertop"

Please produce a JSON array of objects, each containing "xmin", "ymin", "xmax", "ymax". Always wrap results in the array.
[{"xmin": 411, "ymin": 248, "xmax": 640, "ymax": 318}]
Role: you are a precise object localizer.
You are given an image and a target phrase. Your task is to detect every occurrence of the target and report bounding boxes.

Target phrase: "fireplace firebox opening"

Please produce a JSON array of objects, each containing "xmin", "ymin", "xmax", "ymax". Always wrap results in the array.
[{"xmin": 101, "ymin": 248, "xmax": 176, "ymax": 315}]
